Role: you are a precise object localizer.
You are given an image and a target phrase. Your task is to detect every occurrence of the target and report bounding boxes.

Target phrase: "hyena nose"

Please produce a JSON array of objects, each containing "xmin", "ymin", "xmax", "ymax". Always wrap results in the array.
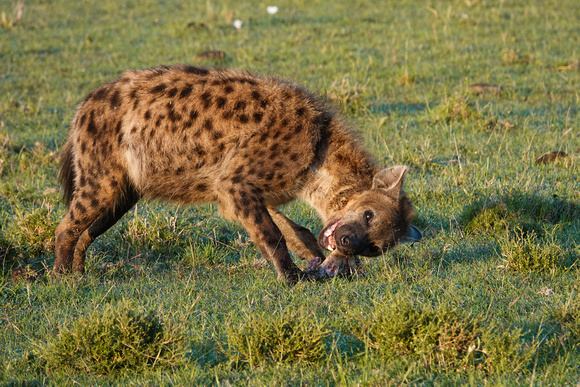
[{"xmin": 340, "ymin": 235, "xmax": 351, "ymax": 247}]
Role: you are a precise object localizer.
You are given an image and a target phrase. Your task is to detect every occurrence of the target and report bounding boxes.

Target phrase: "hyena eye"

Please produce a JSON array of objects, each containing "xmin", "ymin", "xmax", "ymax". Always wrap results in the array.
[{"xmin": 364, "ymin": 210, "xmax": 374, "ymax": 224}]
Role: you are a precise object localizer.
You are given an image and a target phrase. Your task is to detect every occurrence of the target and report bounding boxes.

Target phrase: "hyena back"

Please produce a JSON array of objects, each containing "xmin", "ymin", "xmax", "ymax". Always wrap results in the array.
[{"xmin": 55, "ymin": 65, "xmax": 421, "ymax": 284}]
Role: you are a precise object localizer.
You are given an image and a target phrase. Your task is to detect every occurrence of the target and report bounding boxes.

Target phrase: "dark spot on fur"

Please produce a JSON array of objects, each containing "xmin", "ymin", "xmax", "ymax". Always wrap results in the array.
[
  {"xmin": 260, "ymin": 99, "xmax": 268, "ymax": 108},
  {"xmin": 79, "ymin": 114, "xmax": 87, "ymax": 128},
  {"xmin": 80, "ymin": 142, "xmax": 87, "ymax": 154},
  {"xmin": 145, "ymin": 66, "xmax": 170, "ymax": 79},
  {"xmin": 109, "ymin": 90, "xmax": 121, "ymax": 109},
  {"xmin": 253, "ymin": 212, "xmax": 263, "ymax": 224},
  {"xmin": 189, "ymin": 110, "xmax": 199, "ymax": 121},
  {"xmin": 129, "ymin": 89, "xmax": 138, "ymax": 100},
  {"xmin": 253, "ymin": 112, "xmax": 263, "ymax": 123},
  {"xmin": 200, "ymin": 91, "xmax": 212, "ymax": 109},
  {"xmin": 239, "ymin": 114, "xmax": 249, "ymax": 124},
  {"xmin": 144, "ymin": 110, "xmax": 151, "ymax": 120},
  {"xmin": 232, "ymin": 175, "xmax": 242, "ymax": 184},
  {"xmin": 222, "ymin": 111, "xmax": 234, "ymax": 120},
  {"xmin": 150, "ymin": 84, "xmax": 167, "ymax": 94},
  {"xmin": 167, "ymin": 87, "xmax": 178, "ymax": 98},
  {"xmin": 179, "ymin": 84, "xmax": 193, "ymax": 99},
  {"xmin": 234, "ymin": 100, "xmax": 246, "ymax": 111},
  {"xmin": 91, "ymin": 87, "xmax": 109, "ymax": 101},
  {"xmin": 282, "ymin": 132, "xmax": 294, "ymax": 142},
  {"xmin": 167, "ymin": 103, "xmax": 181, "ymax": 122},
  {"xmin": 203, "ymin": 119, "xmax": 213, "ymax": 131},
  {"xmin": 74, "ymin": 202, "xmax": 87, "ymax": 213},
  {"xmin": 176, "ymin": 166, "xmax": 185, "ymax": 175},
  {"xmin": 281, "ymin": 118, "xmax": 289, "ymax": 127},
  {"xmin": 87, "ymin": 112, "xmax": 97, "ymax": 134},
  {"xmin": 216, "ymin": 97, "xmax": 227, "ymax": 109},
  {"xmin": 290, "ymin": 153, "xmax": 299, "ymax": 162},
  {"xmin": 114, "ymin": 120, "xmax": 122, "ymax": 134},
  {"xmin": 181, "ymin": 66, "xmax": 209, "ymax": 75},
  {"xmin": 265, "ymin": 171, "xmax": 275, "ymax": 180},
  {"xmin": 118, "ymin": 132, "xmax": 124, "ymax": 145},
  {"xmin": 296, "ymin": 107, "xmax": 306, "ymax": 116},
  {"xmin": 294, "ymin": 124, "xmax": 303, "ymax": 134},
  {"xmin": 258, "ymin": 131, "xmax": 269, "ymax": 143},
  {"xmin": 251, "ymin": 91, "xmax": 261, "ymax": 101},
  {"xmin": 196, "ymin": 183, "xmax": 208, "ymax": 191},
  {"xmin": 211, "ymin": 130, "xmax": 223, "ymax": 140},
  {"xmin": 224, "ymin": 85, "xmax": 234, "ymax": 94}
]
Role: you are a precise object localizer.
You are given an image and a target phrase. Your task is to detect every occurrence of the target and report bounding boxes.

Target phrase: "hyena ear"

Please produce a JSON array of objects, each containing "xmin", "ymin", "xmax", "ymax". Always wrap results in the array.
[
  {"xmin": 404, "ymin": 225, "xmax": 423, "ymax": 243},
  {"xmin": 372, "ymin": 165, "xmax": 409, "ymax": 197}
]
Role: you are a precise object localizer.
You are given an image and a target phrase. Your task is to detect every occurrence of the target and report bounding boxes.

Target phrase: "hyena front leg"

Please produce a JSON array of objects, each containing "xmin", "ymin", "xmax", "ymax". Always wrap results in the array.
[
  {"xmin": 268, "ymin": 208, "xmax": 325, "ymax": 262},
  {"xmin": 72, "ymin": 185, "xmax": 140, "ymax": 273},
  {"xmin": 219, "ymin": 186, "xmax": 302, "ymax": 285}
]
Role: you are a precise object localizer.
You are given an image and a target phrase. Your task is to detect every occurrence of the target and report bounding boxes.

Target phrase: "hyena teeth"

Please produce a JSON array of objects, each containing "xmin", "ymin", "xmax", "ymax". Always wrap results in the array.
[{"xmin": 53, "ymin": 65, "xmax": 420, "ymax": 284}]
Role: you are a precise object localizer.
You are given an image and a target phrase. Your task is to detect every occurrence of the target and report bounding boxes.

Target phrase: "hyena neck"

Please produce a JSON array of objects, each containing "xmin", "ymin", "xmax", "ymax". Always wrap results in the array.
[{"xmin": 301, "ymin": 123, "xmax": 379, "ymax": 222}]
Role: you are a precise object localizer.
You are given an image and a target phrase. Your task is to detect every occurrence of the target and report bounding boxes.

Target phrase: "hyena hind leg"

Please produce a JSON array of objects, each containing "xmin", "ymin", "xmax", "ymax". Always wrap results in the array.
[
  {"xmin": 268, "ymin": 208, "xmax": 325, "ymax": 262},
  {"xmin": 54, "ymin": 179, "xmax": 136, "ymax": 275},
  {"xmin": 72, "ymin": 186, "xmax": 140, "ymax": 274}
]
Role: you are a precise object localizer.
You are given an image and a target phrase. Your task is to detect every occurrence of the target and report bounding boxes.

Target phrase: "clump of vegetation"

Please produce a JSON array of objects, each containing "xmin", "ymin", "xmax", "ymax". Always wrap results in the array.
[
  {"xmin": 40, "ymin": 303, "xmax": 186, "ymax": 376},
  {"xmin": 358, "ymin": 299, "xmax": 540, "ymax": 374},
  {"xmin": 479, "ymin": 327, "xmax": 537, "ymax": 374},
  {"xmin": 460, "ymin": 192, "xmax": 579, "ymax": 237},
  {"xmin": 225, "ymin": 309, "xmax": 330, "ymax": 367},
  {"xmin": 499, "ymin": 230, "xmax": 577, "ymax": 273},
  {"xmin": 3, "ymin": 206, "xmax": 58, "ymax": 271},
  {"xmin": 546, "ymin": 297, "xmax": 580, "ymax": 343},
  {"xmin": 359, "ymin": 299, "xmax": 482, "ymax": 371},
  {"xmin": 426, "ymin": 93, "xmax": 480, "ymax": 123}
]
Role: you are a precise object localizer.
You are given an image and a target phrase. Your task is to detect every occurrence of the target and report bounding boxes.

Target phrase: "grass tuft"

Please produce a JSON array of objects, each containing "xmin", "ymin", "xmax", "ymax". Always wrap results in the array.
[
  {"xmin": 460, "ymin": 192, "xmax": 579, "ymax": 237},
  {"xmin": 39, "ymin": 302, "xmax": 186, "ymax": 376},
  {"xmin": 359, "ymin": 299, "xmax": 482, "ymax": 371},
  {"xmin": 498, "ymin": 230, "xmax": 577, "ymax": 273},
  {"xmin": 224, "ymin": 309, "xmax": 330, "ymax": 367},
  {"xmin": 479, "ymin": 327, "xmax": 537, "ymax": 374},
  {"xmin": 426, "ymin": 93, "xmax": 480, "ymax": 123}
]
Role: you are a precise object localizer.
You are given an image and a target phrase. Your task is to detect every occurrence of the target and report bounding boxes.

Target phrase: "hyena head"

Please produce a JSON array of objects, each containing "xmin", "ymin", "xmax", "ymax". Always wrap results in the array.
[{"xmin": 318, "ymin": 165, "xmax": 422, "ymax": 257}]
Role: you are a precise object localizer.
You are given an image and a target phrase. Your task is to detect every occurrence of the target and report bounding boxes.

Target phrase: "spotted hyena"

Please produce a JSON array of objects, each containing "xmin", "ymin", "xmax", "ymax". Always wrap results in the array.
[{"xmin": 54, "ymin": 65, "xmax": 421, "ymax": 284}]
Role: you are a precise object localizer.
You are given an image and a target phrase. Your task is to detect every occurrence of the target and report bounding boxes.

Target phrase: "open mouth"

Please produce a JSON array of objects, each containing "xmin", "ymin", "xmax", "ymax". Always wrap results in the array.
[{"xmin": 320, "ymin": 218, "xmax": 341, "ymax": 251}]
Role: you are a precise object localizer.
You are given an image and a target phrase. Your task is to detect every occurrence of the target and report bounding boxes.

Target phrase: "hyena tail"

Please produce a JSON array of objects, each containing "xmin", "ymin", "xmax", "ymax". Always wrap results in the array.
[{"xmin": 58, "ymin": 138, "xmax": 75, "ymax": 206}]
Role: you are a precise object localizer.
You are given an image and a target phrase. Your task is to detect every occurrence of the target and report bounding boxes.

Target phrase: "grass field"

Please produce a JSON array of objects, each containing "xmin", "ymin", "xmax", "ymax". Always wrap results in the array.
[{"xmin": 1, "ymin": 0, "xmax": 579, "ymax": 384}]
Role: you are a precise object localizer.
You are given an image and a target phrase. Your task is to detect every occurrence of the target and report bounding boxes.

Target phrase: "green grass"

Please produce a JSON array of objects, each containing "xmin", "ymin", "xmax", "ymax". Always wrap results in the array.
[{"xmin": 1, "ymin": 0, "xmax": 579, "ymax": 384}]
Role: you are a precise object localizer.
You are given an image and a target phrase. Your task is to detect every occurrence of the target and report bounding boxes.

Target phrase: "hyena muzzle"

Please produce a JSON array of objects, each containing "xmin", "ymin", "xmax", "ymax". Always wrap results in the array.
[{"xmin": 54, "ymin": 65, "xmax": 421, "ymax": 285}]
